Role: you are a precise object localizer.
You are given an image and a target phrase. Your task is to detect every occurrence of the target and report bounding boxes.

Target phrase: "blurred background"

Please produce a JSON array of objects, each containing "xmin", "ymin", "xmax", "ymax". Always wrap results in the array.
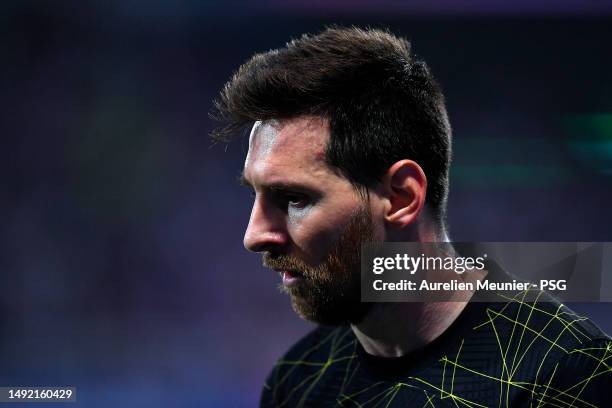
[{"xmin": 1, "ymin": 1, "xmax": 611, "ymax": 406}]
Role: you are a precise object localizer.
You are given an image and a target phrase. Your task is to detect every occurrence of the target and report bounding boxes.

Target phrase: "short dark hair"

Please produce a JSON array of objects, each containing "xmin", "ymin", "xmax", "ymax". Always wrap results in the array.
[{"xmin": 211, "ymin": 26, "xmax": 452, "ymax": 223}]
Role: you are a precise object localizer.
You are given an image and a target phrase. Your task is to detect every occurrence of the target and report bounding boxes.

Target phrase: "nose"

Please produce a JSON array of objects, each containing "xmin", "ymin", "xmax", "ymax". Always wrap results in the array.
[{"xmin": 243, "ymin": 197, "xmax": 288, "ymax": 253}]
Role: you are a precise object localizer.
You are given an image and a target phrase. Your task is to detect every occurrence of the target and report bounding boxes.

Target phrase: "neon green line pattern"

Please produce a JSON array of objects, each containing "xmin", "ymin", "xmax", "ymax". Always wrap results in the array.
[{"xmin": 261, "ymin": 289, "xmax": 612, "ymax": 407}]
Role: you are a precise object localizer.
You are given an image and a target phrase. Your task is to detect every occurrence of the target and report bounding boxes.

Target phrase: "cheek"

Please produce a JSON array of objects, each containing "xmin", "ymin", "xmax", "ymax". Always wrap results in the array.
[
  {"xmin": 369, "ymin": 210, "xmax": 387, "ymax": 242},
  {"xmin": 288, "ymin": 206, "xmax": 357, "ymax": 265},
  {"xmin": 290, "ymin": 222, "xmax": 339, "ymax": 265},
  {"xmin": 366, "ymin": 194, "xmax": 387, "ymax": 241}
]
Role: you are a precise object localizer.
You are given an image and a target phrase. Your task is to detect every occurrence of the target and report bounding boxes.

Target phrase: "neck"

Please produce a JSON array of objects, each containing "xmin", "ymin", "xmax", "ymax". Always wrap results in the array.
[
  {"xmin": 352, "ymin": 225, "xmax": 485, "ymax": 357},
  {"xmin": 351, "ymin": 297, "xmax": 470, "ymax": 357}
]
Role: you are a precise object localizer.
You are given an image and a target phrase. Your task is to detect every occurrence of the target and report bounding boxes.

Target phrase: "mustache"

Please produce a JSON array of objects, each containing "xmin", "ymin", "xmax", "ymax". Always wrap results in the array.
[{"xmin": 262, "ymin": 253, "xmax": 311, "ymax": 275}]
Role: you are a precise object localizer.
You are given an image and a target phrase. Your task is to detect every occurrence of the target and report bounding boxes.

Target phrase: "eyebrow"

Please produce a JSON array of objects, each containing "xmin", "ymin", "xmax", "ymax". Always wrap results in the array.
[{"xmin": 238, "ymin": 171, "xmax": 315, "ymax": 194}]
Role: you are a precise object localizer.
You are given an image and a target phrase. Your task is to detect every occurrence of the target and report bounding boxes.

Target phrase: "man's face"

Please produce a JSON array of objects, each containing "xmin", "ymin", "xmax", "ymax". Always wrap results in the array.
[{"xmin": 242, "ymin": 116, "xmax": 383, "ymax": 325}]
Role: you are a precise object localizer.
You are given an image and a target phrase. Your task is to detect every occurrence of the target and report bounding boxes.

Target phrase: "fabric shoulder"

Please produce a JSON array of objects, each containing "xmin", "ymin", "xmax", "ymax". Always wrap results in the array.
[
  {"xmin": 471, "ymin": 290, "xmax": 611, "ymax": 400},
  {"xmin": 526, "ymin": 336, "xmax": 612, "ymax": 407},
  {"xmin": 497, "ymin": 291, "xmax": 609, "ymax": 348},
  {"xmin": 474, "ymin": 289, "xmax": 609, "ymax": 349}
]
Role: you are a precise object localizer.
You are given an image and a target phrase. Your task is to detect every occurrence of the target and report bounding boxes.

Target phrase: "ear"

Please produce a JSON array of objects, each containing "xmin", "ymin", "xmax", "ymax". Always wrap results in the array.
[{"xmin": 382, "ymin": 160, "xmax": 427, "ymax": 228}]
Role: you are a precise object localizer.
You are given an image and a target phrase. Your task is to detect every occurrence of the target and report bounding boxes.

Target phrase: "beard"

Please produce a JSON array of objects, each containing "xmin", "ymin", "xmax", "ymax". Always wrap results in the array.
[{"xmin": 263, "ymin": 204, "xmax": 376, "ymax": 326}]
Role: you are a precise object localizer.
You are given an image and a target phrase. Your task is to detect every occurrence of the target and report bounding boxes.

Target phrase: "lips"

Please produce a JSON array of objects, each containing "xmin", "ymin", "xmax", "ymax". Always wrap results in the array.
[
  {"xmin": 270, "ymin": 267, "xmax": 302, "ymax": 278},
  {"xmin": 282, "ymin": 269, "xmax": 301, "ymax": 277},
  {"xmin": 281, "ymin": 270, "xmax": 303, "ymax": 286}
]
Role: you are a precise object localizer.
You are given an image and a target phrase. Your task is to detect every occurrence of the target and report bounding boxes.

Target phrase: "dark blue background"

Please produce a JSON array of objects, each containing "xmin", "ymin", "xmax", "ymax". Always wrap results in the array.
[{"xmin": 1, "ymin": 1, "xmax": 611, "ymax": 406}]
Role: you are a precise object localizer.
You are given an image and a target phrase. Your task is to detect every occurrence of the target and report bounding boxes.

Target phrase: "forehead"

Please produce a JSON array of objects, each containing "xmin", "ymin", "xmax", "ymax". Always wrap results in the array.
[{"xmin": 244, "ymin": 116, "xmax": 331, "ymax": 182}]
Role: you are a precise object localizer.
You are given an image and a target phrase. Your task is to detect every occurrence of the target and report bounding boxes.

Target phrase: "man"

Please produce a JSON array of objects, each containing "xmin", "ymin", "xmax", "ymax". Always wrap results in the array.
[{"xmin": 212, "ymin": 27, "xmax": 611, "ymax": 407}]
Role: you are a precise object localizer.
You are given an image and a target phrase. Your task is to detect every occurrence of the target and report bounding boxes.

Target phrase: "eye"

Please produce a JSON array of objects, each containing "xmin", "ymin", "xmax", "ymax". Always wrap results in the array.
[{"xmin": 283, "ymin": 192, "xmax": 308, "ymax": 209}]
